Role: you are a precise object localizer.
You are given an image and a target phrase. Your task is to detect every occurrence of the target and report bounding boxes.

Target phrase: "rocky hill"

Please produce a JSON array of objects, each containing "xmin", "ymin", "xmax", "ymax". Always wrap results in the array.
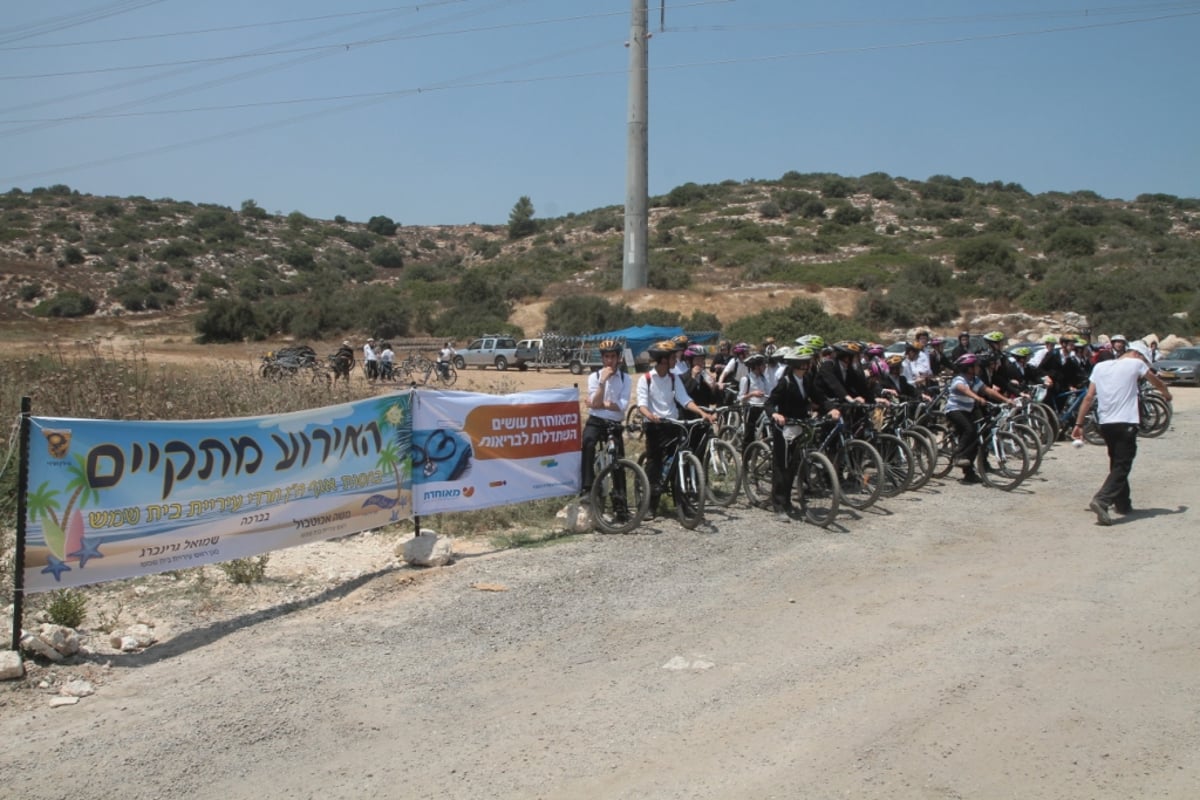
[{"xmin": 1, "ymin": 175, "xmax": 1197, "ymax": 343}]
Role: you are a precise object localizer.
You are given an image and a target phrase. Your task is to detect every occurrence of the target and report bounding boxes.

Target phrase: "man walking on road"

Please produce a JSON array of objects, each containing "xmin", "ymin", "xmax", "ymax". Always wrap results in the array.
[{"xmin": 1073, "ymin": 340, "xmax": 1172, "ymax": 525}]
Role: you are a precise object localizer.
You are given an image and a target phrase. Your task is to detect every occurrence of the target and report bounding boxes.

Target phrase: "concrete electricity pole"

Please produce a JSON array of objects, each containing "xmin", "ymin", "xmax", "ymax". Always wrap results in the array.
[{"xmin": 622, "ymin": 0, "xmax": 649, "ymax": 290}]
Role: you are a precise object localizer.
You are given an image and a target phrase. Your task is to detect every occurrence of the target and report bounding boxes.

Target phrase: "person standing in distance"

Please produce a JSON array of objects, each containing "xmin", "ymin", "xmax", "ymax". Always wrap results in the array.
[{"xmin": 1073, "ymin": 340, "xmax": 1172, "ymax": 525}]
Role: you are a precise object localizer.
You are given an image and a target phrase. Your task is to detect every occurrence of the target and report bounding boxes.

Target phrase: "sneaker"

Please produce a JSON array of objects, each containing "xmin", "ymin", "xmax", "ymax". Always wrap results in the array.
[
  {"xmin": 953, "ymin": 458, "xmax": 972, "ymax": 468},
  {"xmin": 959, "ymin": 473, "xmax": 981, "ymax": 485},
  {"xmin": 1113, "ymin": 503, "xmax": 1133, "ymax": 515},
  {"xmin": 774, "ymin": 511, "xmax": 792, "ymax": 524},
  {"xmin": 1089, "ymin": 500, "xmax": 1112, "ymax": 526}
]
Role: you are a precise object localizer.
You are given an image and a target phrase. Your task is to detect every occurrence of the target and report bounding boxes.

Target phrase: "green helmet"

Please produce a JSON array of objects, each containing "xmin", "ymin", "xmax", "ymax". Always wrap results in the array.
[
  {"xmin": 1012, "ymin": 346, "xmax": 1032, "ymax": 358},
  {"xmin": 785, "ymin": 346, "xmax": 815, "ymax": 363},
  {"xmin": 983, "ymin": 330, "xmax": 1005, "ymax": 343},
  {"xmin": 795, "ymin": 334, "xmax": 824, "ymax": 350}
]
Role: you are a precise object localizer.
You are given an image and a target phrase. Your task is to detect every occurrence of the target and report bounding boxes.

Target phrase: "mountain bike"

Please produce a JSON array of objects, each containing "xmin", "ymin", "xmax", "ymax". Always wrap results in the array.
[
  {"xmin": 640, "ymin": 418, "xmax": 708, "ymax": 530},
  {"xmin": 588, "ymin": 420, "xmax": 650, "ymax": 535},
  {"xmin": 692, "ymin": 417, "xmax": 742, "ymax": 508},
  {"xmin": 816, "ymin": 407, "xmax": 884, "ymax": 511},
  {"xmin": 936, "ymin": 404, "xmax": 1031, "ymax": 490},
  {"xmin": 742, "ymin": 417, "xmax": 840, "ymax": 527}
]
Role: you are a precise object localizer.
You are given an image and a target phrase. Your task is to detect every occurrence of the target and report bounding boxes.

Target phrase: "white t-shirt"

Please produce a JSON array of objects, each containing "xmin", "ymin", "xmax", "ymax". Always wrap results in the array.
[
  {"xmin": 1090, "ymin": 357, "xmax": 1149, "ymax": 425},
  {"xmin": 636, "ymin": 370, "xmax": 695, "ymax": 420},
  {"xmin": 738, "ymin": 371, "xmax": 770, "ymax": 407},
  {"xmin": 586, "ymin": 369, "xmax": 629, "ymax": 423}
]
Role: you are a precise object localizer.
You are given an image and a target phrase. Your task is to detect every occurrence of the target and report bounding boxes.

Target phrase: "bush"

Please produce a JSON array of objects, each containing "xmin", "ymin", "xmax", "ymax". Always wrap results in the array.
[
  {"xmin": 46, "ymin": 588, "xmax": 88, "ymax": 627},
  {"xmin": 219, "ymin": 555, "xmax": 269, "ymax": 584},
  {"xmin": 62, "ymin": 245, "xmax": 85, "ymax": 264},
  {"xmin": 369, "ymin": 244, "xmax": 405, "ymax": 269},
  {"xmin": 1046, "ymin": 227, "xmax": 1096, "ymax": 257},
  {"xmin": 34, "ymin": 290, "xmax": 96, "ymax": 317},
  {"xmin": 725, "ymin": 297, "xmax": 871, "ymax": 346},
  {"xmin": 194, "ymin": 297, "xmax": 266, "ymax": 342},
  {"xmin": 831, "ymin": 204, "xmax": 868, "ymax": 226},
  {"xmin": 544, "ymin": 295, "xmax": 634, "ymax": 334},
  {"xmin": 339, "ymin": 230, "xmax": 375, "ymax": 251},
  {"xmin": 366, "ymin": 215, "xmax": 397, "ymax": 236},
  {"xmin": 508, "ymin": 196, "xmax": 537, "ymax": 239},
  {"xmin": 19, "ymin": 282, "xmax": 42, "ymax": 301}
]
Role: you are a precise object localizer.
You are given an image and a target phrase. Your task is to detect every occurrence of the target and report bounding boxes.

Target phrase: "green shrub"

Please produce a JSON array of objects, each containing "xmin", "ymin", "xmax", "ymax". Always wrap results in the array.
[
  {"xmin": 219, "ymin": 556, "xmax": 269, "ymax": 585},
  {"xmin": 19, "ymin": 282, "xmax": 42, "ymax": 301},
  {"xmin": 369, "ymin": 244, "xmax": 405, "ymax": 269},
  {"xmin": 34, "ymin": 290, "xmax": 96, "ymax": 317},
  {"xmin": 367, "ymin": 215, "xmax": 397, "ymax": 236},
  {"xmin": 46, "ymin": 588, "xmax": 88, "ymax": 628},
  {"xmin": 544, "ymin": 295, "xmax": 634, "ymax": 334},
  {"xmin": 1046, "ymin": 227, "xmax": 1096, "ymax": 257},
  {"xmin": 194, "ymin": 297, "xmax": 266, "ymax": 342}
]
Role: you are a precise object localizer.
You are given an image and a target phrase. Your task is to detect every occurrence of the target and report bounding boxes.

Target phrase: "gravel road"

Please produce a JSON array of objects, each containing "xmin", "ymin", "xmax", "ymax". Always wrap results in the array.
[{"xmin": 2, "ymin": 392, "xmax": 1196, "ymax": 800}]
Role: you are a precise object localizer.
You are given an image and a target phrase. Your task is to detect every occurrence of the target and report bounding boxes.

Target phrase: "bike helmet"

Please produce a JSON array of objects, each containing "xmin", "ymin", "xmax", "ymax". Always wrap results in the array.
[
  {"xmin": 745, "ymin": 353, "xmax": 766, "ymax": 367},
  {"xmin": 785, "ymin": 346, "xmax": 815, "ymax": 363},
  {"xmin": 764, "ymin": 336, "xmax": 776, "ymax": 344},
  {"xmin": 1011, "ymin": 346, "xmax": 1033, "ymax": 358},
  {"xmin": 983, "ymin": 330, "xmax": 1005, "ymax": 344},
  {"xmin": 732, "ymin": 342, "xmax": 750, "ymax": 356},
  {"xmin": 1043, "ymin": 334, "xmax": 1058, "ymax": 344},
  {"xmin": 930, "ymin": 336, "xmax": 945, "ymax": 346},
  {"xmin": 868, "ymin": 360, "xmax": 889, "ymax": 379},
  {"xmin": 597, "ymin": 339, "xmax": 621, "ymax": 354},
  {"xmin": 672, "ymin": 334, "xmax": 690, "ymax": 347},
  {"xmin": 682, "ymin": 345, "xmax": 705, "ymax": 360},
  {"xmin": 903, "ymin": 341, "xmax": 920, "ymax": 352},
  {"xmin": 833, "ymin": 340, "xmax": 862, "ymax": 357},
  {"xmin": 1109, "ymin": 333, "xmax": 1128, "ymax": 344},
  {"xmin": 886, "ymin": 354, "xmax": 904, "ymax": 367},
  {"xmin": 1059, "ymin": 335, "xmax": 1076, "ymax": 345},
  {"xmin": 647, "ymin": 340, "xmax": 679, "ymax": 359},
  {"xmin": 795, "ymin": 334, "xmax": 824, "ymax": 349},
  {"xmin": 955, "ymin": 353, "xmax": 979, "ymax": 367},
  {"xmin": 866, "ymin": 343, "xmax": 885, "ymax": 358},
  {"xmin": 958, "ymin": 331, "xmax": 970, "ymax": 340}
]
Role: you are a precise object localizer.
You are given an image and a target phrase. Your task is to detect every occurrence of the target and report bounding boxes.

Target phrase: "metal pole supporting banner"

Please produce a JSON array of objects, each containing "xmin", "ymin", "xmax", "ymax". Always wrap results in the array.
[{"xmin": 11, "ymin": 397, "xmax": 31, "ymax": 652}]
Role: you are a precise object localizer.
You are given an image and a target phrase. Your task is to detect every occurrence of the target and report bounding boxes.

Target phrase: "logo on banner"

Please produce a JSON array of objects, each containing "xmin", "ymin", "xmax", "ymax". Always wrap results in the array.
[{"xmin": 43, "ymin": 428, "xmax": 72, "ymax": 459}]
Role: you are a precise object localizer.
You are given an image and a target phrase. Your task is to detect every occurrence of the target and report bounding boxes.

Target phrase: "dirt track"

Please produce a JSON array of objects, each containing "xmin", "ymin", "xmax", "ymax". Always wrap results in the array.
[{"xmin": 1, "ymin": 381, "xmax": 1196, "ymax": 799}]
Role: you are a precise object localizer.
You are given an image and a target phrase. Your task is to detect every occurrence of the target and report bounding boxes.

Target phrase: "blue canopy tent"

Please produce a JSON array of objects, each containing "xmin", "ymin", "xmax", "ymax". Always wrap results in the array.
[{"xmin": 584, "ymin": 325, "xmax": 720, "ymax": 367}]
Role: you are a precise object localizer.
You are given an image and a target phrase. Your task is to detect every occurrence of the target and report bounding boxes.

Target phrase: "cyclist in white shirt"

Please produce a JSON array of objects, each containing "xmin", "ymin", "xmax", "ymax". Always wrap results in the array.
[{"xmin": 579, "ymin": 340, "xmax": 630, "ymax": 507}]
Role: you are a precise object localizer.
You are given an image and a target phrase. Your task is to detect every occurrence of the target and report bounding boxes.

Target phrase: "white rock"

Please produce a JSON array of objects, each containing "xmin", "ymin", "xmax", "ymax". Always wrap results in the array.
[
  {"xmin": 118, "ymin": 636, "xmax": 140, "ymax": 652},
  {"xmin": 37, "ymin": 623, "xmax": 81, "ymax": 656},
  {"xmin": 559, "ymin": 501, "xmax": 592, "ymax": 534},
  {"xmin": 400, "ymin": 534, "xmax": 454, "ymax": 567},
  {"xmin": 0, "ymin": 650, "xmax": 24, "ymax": 681},
  {"xmin": 21, "ymin": 632, "xmax": 64, "ymax": 662},
  {"xmin": 48, "ymin": 696, "xmax": 80, "ymax": 708},
  {"xmin": 126, "ymin": 623, "xmax": 156, "ymax": 647},
  {"xmin": 61, "ymin": 679, "xmax": 95, "ymax": 697}
]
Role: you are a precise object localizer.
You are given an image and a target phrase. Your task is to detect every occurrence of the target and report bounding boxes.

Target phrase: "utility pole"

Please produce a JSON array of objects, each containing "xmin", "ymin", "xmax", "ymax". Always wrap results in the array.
[{"xmin": 622, "ymin": 0, "xmax": 649, "ymax": 290}]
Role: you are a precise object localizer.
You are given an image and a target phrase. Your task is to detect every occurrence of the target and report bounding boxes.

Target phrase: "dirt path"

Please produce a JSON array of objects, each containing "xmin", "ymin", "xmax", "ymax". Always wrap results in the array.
[{"xmin": 2, "ymin": 392, "xmax": 1196, "ymax": 799}]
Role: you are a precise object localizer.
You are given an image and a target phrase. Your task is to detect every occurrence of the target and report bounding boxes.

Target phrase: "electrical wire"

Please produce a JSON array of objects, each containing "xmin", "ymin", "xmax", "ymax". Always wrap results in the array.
[{"xmin": 0, "ymin": 0, "xmax": 167, "ymax": 46}]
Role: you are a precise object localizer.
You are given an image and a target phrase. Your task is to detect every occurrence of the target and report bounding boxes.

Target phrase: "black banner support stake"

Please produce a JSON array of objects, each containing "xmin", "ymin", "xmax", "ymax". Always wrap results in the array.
[{"xmin": 11, "ymin": 397, "xmax": 31, "ymax": 652}]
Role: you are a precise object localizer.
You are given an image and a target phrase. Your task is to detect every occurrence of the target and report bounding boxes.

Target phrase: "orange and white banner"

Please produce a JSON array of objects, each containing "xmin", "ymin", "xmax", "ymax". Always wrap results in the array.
[{"xmin": 412, "ymin": 388, "xmax": 581, "ymax": 514}]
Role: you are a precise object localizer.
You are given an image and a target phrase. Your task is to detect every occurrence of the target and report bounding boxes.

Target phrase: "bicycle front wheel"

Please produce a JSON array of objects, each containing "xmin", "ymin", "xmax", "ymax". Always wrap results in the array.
[
  {"xmin": 440, "ymin": 366, "xmax": 458, "ymax": 386},
  {"xmin": 1139, "ymin": 395, "xmax": 1171, "ymax": 438},
  {"xmin": 875, "ymin": 433, "xmax": 914, "ymax": 498},
  {"xmin": 625, "ymin": 405, "xmax": 645, "ymax": 440},
  {"xmin": 836, "ymin": 440, "xmax": 884, "ymax": 510},
  {"xmin": 740, "ymin": 440, "xmax": 773, "ymax": 509},
  {"xmin": 590, "ymin": 458, "xmax": 650, "ymax": 534},
  {"xmin": 977, "ymin": 431, "xmax": 1029, "ymax": 491},
  {"xmin": 900, "ymin": 429, "xmax": 936, "ymax": 491},
  {"xmin": 704, "ymin": 438, "xmax": 742, "ymax": 507},
  {"xmin": 673, "ymin": 451, "xmax": 707, "ymax": 530},
  {"xmin": 797, "ymin": 450, "xmax": 839, "ymax": 528}
]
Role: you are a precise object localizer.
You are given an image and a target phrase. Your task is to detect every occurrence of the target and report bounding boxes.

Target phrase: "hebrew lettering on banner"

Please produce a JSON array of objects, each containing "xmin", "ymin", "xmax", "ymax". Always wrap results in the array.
[
  {"xmin": 412, "ymin": 388, "xmax": 581, "ymax": 514},
  {"xmin": 22, "ymin": 393, "xmax": 414, "ymax": 592}
]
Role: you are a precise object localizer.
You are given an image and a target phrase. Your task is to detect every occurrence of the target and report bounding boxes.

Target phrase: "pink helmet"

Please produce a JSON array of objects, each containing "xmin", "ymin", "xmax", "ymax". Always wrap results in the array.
[
  {"xmin": 955, "ymin": 353, "xmax": 978, "ymax": 367},
  {"xmin": 733, "ymin": 342, "xmax": 750, "ymax": 356},
  {"xmin": 866, "ymin": 344, "xmax": 885, "ymax": 357}
]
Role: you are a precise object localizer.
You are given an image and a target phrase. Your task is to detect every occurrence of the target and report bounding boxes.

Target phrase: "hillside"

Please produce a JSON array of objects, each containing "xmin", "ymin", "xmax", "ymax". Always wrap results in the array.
[{"xmin": 1, "ymin": 174, "xmax": 1198, "ymax": 343}]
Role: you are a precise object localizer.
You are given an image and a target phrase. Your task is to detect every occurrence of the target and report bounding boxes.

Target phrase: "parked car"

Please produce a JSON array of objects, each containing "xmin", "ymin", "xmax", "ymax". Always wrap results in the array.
[
  {"xmin": 1154, "ymin": 346, "xmax": 1200, "ymax": 386},
  {"xmin": 455, "ymin": 335, "xmax": 519, "ymax": 371}
]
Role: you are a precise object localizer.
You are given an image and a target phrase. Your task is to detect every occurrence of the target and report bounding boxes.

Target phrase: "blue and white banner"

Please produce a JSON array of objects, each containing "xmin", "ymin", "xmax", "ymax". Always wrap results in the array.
[{"xmin": 23, "ymin": 393, "xmax": 413, "ymax": 592}]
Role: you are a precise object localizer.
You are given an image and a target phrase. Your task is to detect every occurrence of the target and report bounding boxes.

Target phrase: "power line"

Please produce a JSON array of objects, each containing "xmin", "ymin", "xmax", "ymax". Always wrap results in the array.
[
  {"xmin": 1, "ymin": 6, "xmax": 1194, "ymax": 184},
  {"xmin": 0, "ymin": 2, "xmax": 465, "ymax": 51},
  {"xmin": 0, "ymin": 0, "xmax": 168, "ymax": 47}
]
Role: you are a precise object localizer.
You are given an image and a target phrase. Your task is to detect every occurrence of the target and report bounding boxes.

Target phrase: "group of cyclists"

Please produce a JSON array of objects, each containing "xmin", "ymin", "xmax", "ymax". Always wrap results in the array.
[{"xmin": 579, "ymin": 327, "xmax": 1163, "ymax": 531}]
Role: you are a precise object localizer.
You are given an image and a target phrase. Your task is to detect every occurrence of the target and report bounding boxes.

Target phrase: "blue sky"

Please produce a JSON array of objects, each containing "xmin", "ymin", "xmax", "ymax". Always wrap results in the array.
[{"xmin": 1, "ymin": 1, "xmax": 1196, "ymax": 225}]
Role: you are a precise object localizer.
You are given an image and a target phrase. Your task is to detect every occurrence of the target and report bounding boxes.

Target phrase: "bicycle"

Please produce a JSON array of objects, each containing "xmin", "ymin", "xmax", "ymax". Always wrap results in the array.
[
  {"xmin": 816, "ymin": 406, "xmax": 885, "ymax": 511},
  {"xmin": 935, "ymin": 404, "xmax": 1031, "ymax": 490},
  {"xmin": 639, "ymin": 418, "xmax": 708, "ymax": 529},
  {"xmin": 844, "ymin": 403, "xmax": 915, "ymax": 499},
  {"xmin": 693, "ymin": 415, "xmax": 742, "ymax": 508},
  {"xmin": 742, "ymin": 417, "xmax": 840, "ymax": 527},
  {"xmin": 421, "ymin": 359, "xmax": 458, "ymax": 387},
  {"xmin": 588, "ymin": 421, "xmax": 651, "ymax": 535}
]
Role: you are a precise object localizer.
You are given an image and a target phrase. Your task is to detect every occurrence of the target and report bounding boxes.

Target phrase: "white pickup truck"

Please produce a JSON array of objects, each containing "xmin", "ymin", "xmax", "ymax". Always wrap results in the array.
[{"xmin": 454, "ymin": 335, "xmax": 519, "ymax": 371}]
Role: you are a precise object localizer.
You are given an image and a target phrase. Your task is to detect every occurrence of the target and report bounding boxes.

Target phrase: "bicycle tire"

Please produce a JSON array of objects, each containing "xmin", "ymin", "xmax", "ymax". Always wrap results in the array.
[
  {"xmin": 875, "ymin": 433, "xmax": 914, "ymax": 498},
  {"xmin": 1008, "ymin": 422, "xmax": 1043, "ymax": 477},
  {"xmin": 1021, "ymin": 404, "xmax": 1057, "ymax": 451},
  {"xmin": 1139, "ymin": 394, "xmax": 1171, "ymax": 438},
  {"xmin": 797, "ymin": 450, "xmax": 840, "ymax": 528},
  {"xmin": 836, "ymin": 440, "xmax": 884, "ymax": 510},
  {"xmin": 674, "ymin": 451, "xmax": 706, "ymax": 529},
  {"xmin": 976, "ymin": 431, "xmax": 1029, "ymax": 491},
  {"xmin": 590, "ymin": 458, "xmax": 650, "ymax": 534},
  {"xmin": 625, "ymin": 405, "xmax": 645, "ymax": 440},
  {"xmin": 900, "ymin": 429, "xmax": 936, "ymax": 491},
  {"xmin": 1082, "ymin": 413, "xmax": 1105, "ymax": 446},
  {"xmin": 440, "ymin": 366, "xmax": 458, "ymax": 387},
  {"xmin": 740, "ymin": 440, "xmax": 773, "ymax": 509},
  {"xmin": 703, "ymin": 438, "xmax": 742, "ymax": 508}
]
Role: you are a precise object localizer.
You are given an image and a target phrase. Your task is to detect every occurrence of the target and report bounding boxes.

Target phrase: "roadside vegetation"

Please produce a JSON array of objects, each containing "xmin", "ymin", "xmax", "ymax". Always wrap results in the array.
[{"xmin": 1, "ymin": 175, "xmax": 1197, "ymax": 346}]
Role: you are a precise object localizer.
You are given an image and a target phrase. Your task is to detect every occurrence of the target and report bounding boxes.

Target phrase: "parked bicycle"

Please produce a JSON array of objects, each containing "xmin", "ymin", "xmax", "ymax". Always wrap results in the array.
[
  {"xmin": 638, "ymin": 417, "xmax": 708, "ymax": 529},
  {"xmin": 816, "ymin": 406, "xmax": 884, "ymax": 511},
  {"xmin": 934, "ymin": 404, "xmax": 1031, "ymax": 490},
  {"xmin": 588, "ymin": 421, "xmax": 650, "ymax": 535},
  {"xmin": 743, "ymin": 417, "xmax": 840, "ymax": 527}
]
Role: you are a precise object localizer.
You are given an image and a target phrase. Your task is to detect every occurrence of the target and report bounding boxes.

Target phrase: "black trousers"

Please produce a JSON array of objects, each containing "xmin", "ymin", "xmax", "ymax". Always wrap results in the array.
[
  {"xmin": 1095, "ymin": 423, "xmax": 1138, "ymax": 510},
  {"xmin": 947, "ymin": 409, "xmax": 979, "ymax": 474},
  {"xmin": 770, "ymin": 426, "xmax": 798, "ymax": 512},
  {"xmin": 644, "ymin": 422, "xmax": 674, "ymax": 506},
  {"xmin": 580, "ymin": 416, "xmax": 624, "ymax": 494}
]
